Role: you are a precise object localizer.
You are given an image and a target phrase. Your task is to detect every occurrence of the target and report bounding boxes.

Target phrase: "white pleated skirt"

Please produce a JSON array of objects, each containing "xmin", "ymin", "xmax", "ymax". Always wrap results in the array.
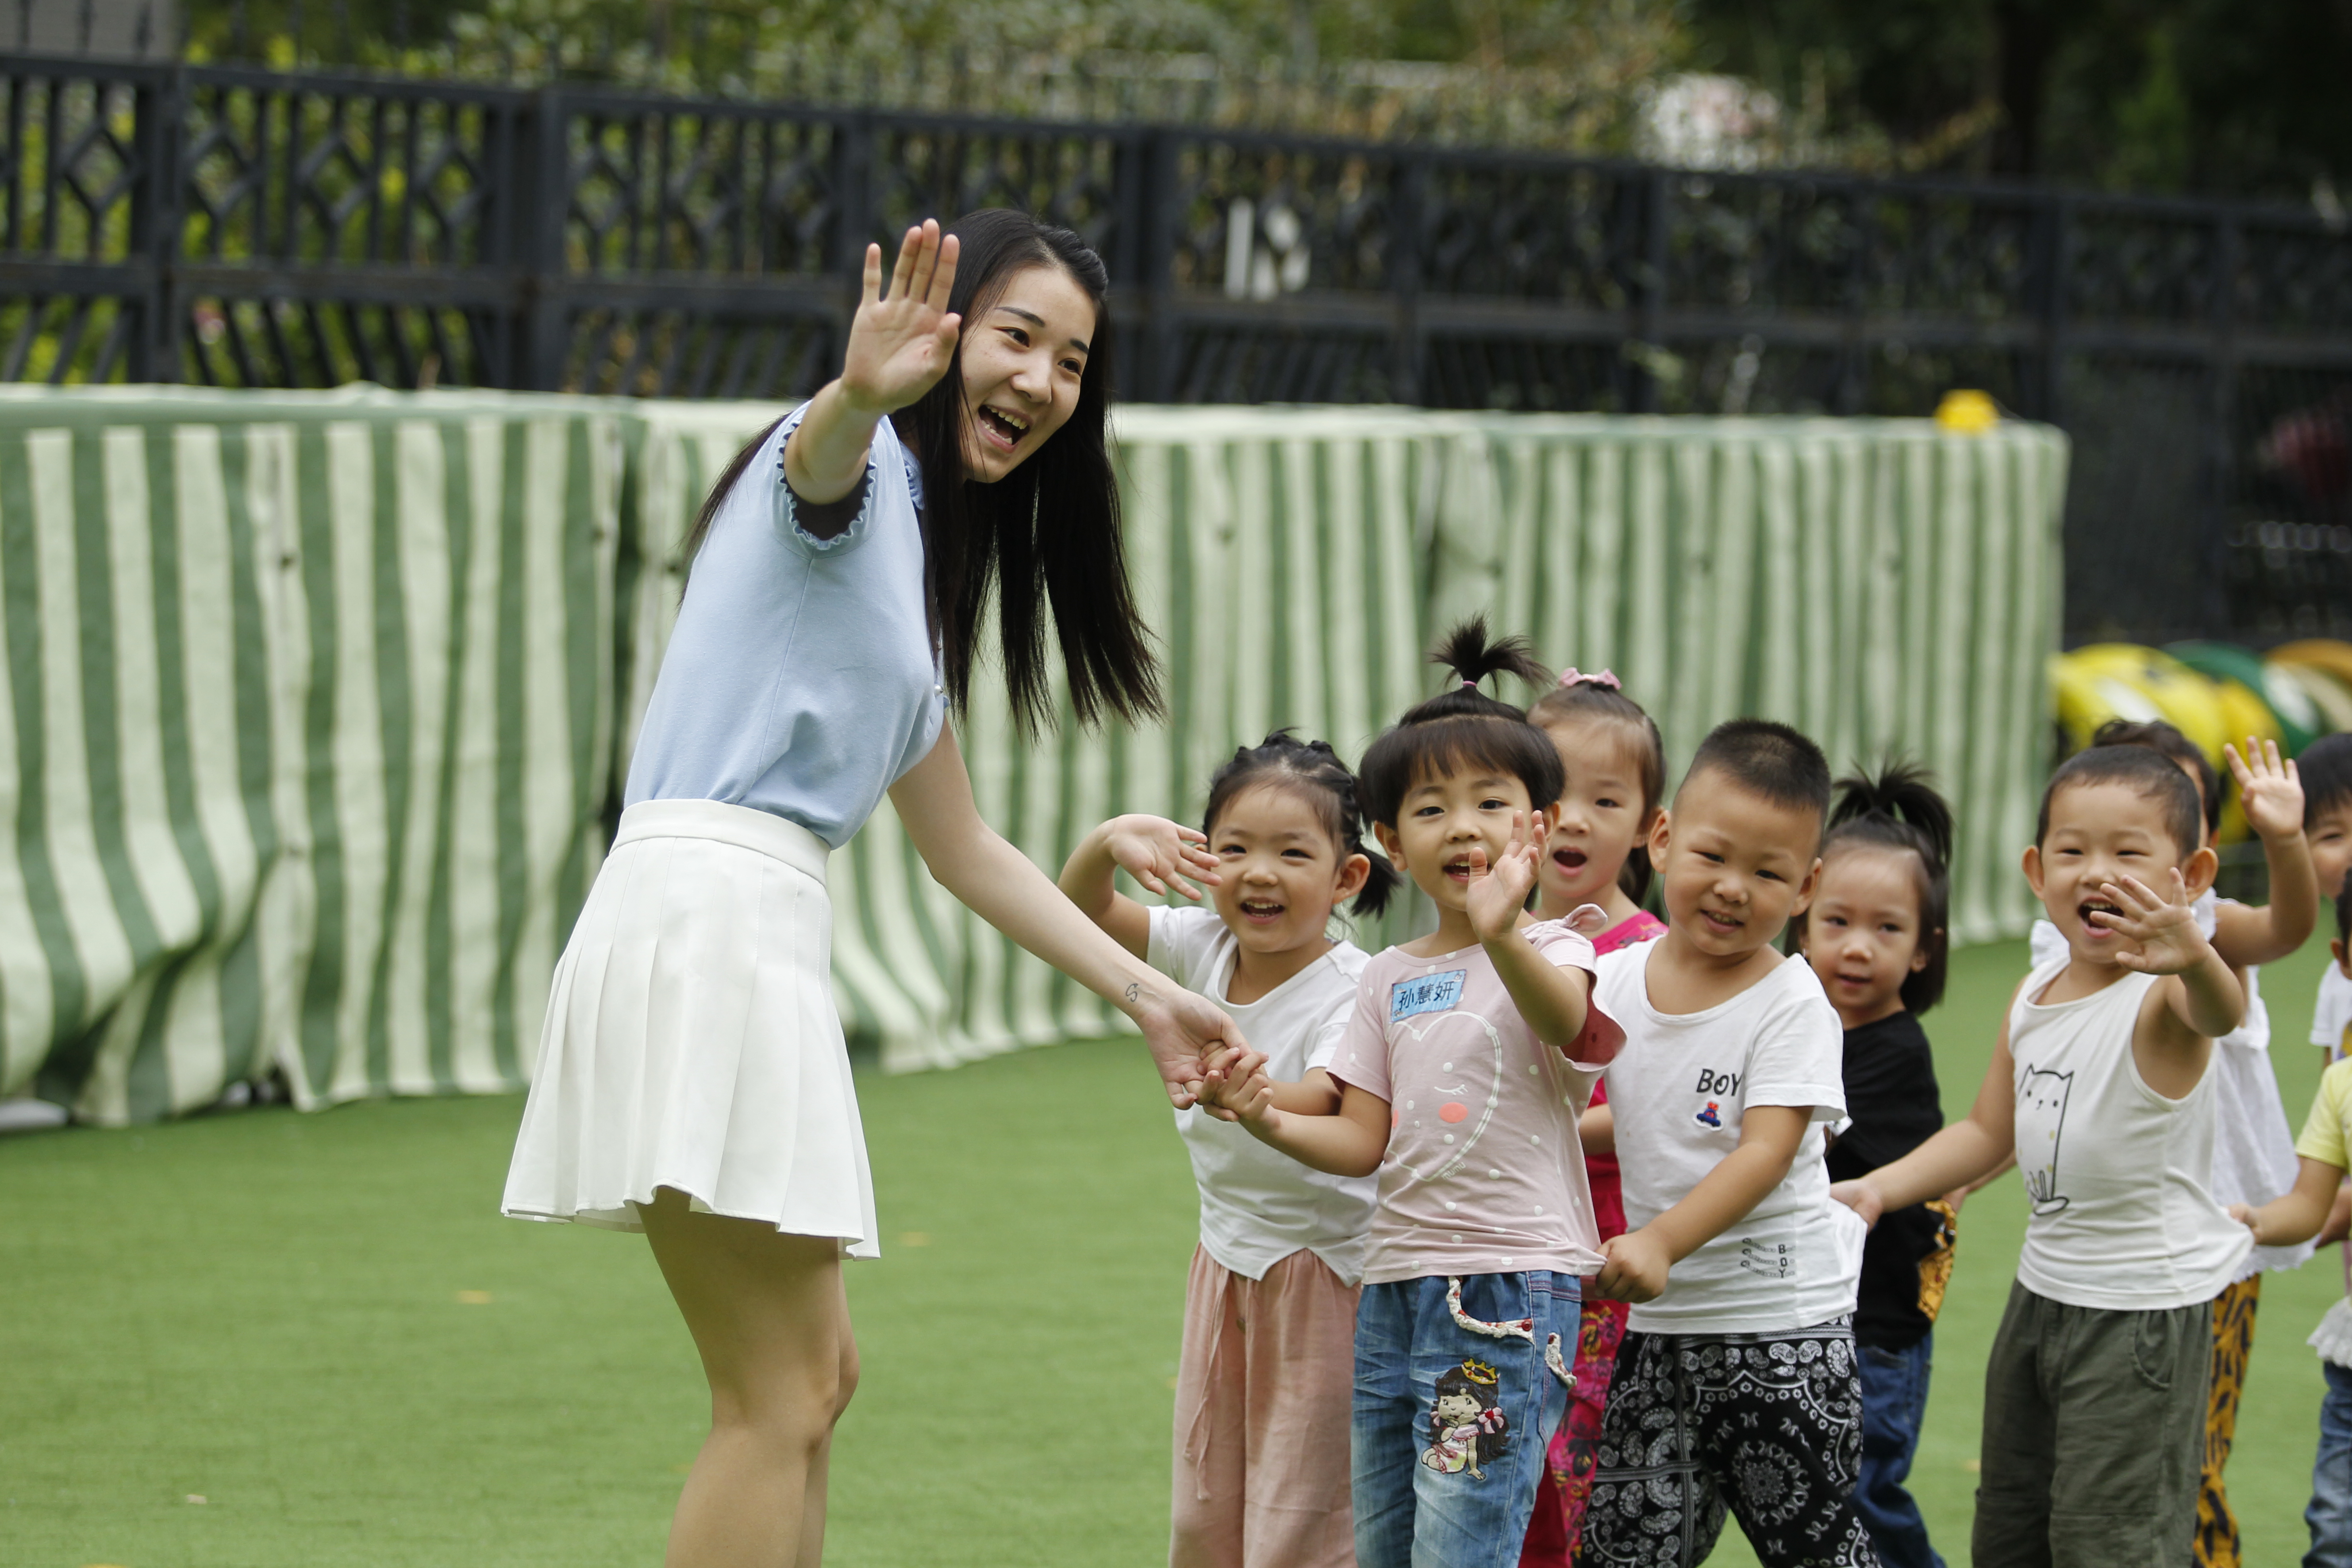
[{"xmin": 501, "ymin": 798, "xmax": 879, "ymax": 1258}]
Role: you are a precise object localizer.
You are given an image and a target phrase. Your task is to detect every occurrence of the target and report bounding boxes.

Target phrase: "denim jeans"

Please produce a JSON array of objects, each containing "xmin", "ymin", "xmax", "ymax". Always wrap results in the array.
[
  {"xmin": 1856, "ymin": 1333, "xmax": 1945, "ymax": 1568},
  {"xmin": 2309, "ymin": 1360, "xmax": 2352, "ymax": 1568},
  {"xmin": 1352, "ymin": 1270, "xmax": 1578, "ymax": 1568}
]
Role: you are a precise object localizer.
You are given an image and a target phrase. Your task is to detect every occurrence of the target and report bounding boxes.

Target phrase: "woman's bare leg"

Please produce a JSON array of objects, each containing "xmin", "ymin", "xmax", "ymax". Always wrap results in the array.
[
  {"xmin": 796, "ymin": 1267, "xmax": 856, "ymax": 1565},
  {"xmin": 640, "ymin": 1187, "xmax": 858, "ymax": 1568}
]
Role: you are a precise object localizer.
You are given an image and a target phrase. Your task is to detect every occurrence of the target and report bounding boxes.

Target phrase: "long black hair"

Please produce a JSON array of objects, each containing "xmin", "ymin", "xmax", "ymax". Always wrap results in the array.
[
  {"xmin": 680, "ymin": 208, "xmax": 1159, "ymax": 735},
  {"xmin": 1201, "ymin": 730, "xmax": 1403, "ymax": 919},
  {"xmin": 1359, "ymin": 618, "xmax": 1564, "ymax": 828},
  {"xmin": 1798, "ymin": 759, "xmax": 1956, "ymax": 1014}
]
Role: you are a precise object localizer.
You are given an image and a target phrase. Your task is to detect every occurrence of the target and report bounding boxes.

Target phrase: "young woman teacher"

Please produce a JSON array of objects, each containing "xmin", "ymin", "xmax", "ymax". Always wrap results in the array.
[{"xmin": 503, "ymin": 212, "xmax": 1244, "ymax": 1567}]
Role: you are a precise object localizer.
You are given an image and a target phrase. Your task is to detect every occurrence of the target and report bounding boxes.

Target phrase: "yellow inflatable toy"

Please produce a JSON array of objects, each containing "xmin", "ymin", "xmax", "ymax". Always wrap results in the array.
[{"xmin": 2051, "ymin": 644, "xmax": 2231, "ymax": 762}]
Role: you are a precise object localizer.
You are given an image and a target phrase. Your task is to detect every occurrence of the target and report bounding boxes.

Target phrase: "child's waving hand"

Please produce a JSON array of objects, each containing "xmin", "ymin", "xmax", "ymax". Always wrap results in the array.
[
  {"xmin": 2091, "ymin": 870, "xmax": 2212, "ymax": 976},
  {"xmin": 1467, "ymin": 809, "xmax": 1547, "ymax": 942},
  {"xmin": 1101, "ymin": 813, "xmax": 1223, "ymax": 901},
  {"xmin": 839, "ymin": 220, "xmax": 964, "ymax": 415},
  {"xmin": 2225, "ymin": 735, "xmax": 2305, "ymax": 843}
]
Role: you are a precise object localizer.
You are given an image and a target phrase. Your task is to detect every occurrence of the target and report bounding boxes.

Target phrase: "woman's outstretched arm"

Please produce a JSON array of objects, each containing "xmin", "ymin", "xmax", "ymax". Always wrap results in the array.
[{"xmin": 890, "ymin": 727, "xmax": 1241, "ymax": 1107}]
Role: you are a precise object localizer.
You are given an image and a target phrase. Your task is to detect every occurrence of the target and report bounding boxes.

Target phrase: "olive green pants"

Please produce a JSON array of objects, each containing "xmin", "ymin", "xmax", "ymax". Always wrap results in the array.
[{"xmin": 1972, "ymin": 1281, "xmax": 2212, "ymax": 1568}]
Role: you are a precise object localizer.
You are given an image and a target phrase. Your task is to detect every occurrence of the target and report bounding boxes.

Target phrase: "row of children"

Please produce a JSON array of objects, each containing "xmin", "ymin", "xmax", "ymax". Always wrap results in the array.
[{"xmin": 1056, "ymin": 614, "xmax": 2352, "ymax": 1568}]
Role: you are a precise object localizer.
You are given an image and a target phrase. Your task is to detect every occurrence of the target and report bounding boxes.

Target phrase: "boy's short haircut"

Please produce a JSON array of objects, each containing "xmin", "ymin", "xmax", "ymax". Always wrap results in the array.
[
  {"xmin": 2303, "ymin": 733, "xmax": 2352, "ymax": 827},
  {"xmin": 1680, "ymin": 719, "xmax": 1833, "ymax": 841},
  {"xmin": 2037, "ymin": 744, "xmax": 2203, "ymax": 857},
  {"xmin": 1360, "ymin": 618, "xmax": 1565, "ymax": 826},
  {"xmin": 2091, "ymin": 718, "xmax": 2220, "ymax": 840}
]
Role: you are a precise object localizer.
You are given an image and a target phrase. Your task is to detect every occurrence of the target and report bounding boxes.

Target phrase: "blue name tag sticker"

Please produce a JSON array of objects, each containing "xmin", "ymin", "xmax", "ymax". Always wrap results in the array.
[{"xmin": 1391, "ymin": 971, "xmax": 1467, "ymax": 1021}]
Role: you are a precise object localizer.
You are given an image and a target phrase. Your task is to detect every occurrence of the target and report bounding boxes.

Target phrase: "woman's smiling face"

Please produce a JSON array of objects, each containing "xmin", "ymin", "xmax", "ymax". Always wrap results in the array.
[{"xmin": 957, "ymin": 263, "xmax": 1096, "ymax": 483}]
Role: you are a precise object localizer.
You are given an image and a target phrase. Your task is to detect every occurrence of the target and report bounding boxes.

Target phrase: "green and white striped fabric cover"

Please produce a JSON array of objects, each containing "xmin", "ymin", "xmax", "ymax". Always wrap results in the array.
[
  {"xmin": 0, "ymin": 387, "xmax": 624, "ymax": 1125},
  {"xmin": 0, "ymin": 390, "xmax": 2065, "ymax": 1120}
]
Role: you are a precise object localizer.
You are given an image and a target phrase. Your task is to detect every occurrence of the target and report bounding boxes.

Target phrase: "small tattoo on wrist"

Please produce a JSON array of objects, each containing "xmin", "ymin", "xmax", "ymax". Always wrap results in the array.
[{"xmin": 1124, "ymin": 982, "xmax": 1142, "ymax": 1006}]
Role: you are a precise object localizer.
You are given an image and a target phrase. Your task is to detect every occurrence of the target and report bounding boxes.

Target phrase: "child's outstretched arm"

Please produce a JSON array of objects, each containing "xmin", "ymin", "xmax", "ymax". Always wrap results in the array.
[
  {"xmin": 1592, "ymin": 1105, "xmax": 1807, "ymax": 1302},
  {"xmin": 1470, "ymin": 810, "xmax": 1602, "ymax": 1054},
  {"xmin": 1207, "ymin": 1059, "xmax": 1390, "ymax": 1178},
  {"xmin": 1057, "ymin": 814, "xmax": 1224, "ymax": 957},
  {"xmin": 1835, "ymin": 984, "xmax": 2026, "ymax": 1225},
  {"xmin": 2213, "ymin": 738, "xmax": 2317, "ymax": 968},
  {"xmin": 2233, "ymin": 1155, "xmax": 2348, "ymax": 1248}
]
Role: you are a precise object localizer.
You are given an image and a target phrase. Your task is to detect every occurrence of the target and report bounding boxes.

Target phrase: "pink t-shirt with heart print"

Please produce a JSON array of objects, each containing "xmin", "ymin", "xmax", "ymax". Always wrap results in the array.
[{"xmin": 1326, "ymin": 919, "xmax": 1623, "ymax": 1286}]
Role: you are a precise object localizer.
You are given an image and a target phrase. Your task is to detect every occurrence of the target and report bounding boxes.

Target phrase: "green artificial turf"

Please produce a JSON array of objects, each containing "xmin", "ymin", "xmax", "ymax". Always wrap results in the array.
[{"xmin": 1, "ymin": 936, "xmax": 2343, "ymax": 1568}]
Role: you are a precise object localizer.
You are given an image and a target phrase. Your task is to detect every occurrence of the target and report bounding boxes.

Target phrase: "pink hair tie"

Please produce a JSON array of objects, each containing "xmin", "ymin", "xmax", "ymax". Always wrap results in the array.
[
  {"xmin": 1461, "ymin": 676, "xmax": 1479, "ymax": 688},
  {"xmin": 1558, "ymin": 667, "xmax": 1620, "ymax": 691}
]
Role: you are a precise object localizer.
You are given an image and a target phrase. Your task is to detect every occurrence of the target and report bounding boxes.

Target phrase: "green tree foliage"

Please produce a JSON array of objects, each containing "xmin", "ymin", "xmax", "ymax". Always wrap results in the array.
[
  {"xmin": 181, "ymin": 0, "xmax": 1684, "ymax": 154},
  {"xmin": 1690, "ymin": 0, "xmax": 2352, "ymax": 197},
  {"xmin": 176, "ymin": 0, "xmax": 2352, "ymax": 197}
]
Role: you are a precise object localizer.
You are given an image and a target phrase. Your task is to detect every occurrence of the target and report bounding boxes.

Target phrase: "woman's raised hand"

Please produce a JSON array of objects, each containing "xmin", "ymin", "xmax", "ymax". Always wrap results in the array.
[
  {"xmin": 1102, "ymin": 813, "xmax": 1222, "ymax": 901},
  {"xmin": 839, "ymin": 220, "xmax": 962, "ymax": 415}
]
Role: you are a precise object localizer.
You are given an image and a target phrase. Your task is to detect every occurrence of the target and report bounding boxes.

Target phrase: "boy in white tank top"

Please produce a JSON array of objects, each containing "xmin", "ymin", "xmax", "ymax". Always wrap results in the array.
[{"xmin": 1832, "ymin": 746, "xmax": 2249, "ymax": 1568}]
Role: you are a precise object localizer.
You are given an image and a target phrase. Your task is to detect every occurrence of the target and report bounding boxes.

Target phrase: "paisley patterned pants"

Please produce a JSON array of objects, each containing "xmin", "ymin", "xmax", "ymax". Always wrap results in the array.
[{"xmin": 1580, "ymin": 1319, "xmax": 1875, "ymax": 1568}]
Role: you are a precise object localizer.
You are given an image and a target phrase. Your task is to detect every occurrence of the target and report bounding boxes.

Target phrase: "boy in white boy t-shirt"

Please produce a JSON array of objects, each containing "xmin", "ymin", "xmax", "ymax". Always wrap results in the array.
[{"xmin": 1579, "ymin": 720, "xmax": 1874, "ymax": 1568}]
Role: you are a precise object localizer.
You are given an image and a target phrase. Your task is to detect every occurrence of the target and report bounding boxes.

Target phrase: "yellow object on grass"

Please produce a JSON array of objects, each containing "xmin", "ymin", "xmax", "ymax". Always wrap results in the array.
[{"xmin": 1936, "ymin": 389, "xmax": 2001, "ymax": 433}]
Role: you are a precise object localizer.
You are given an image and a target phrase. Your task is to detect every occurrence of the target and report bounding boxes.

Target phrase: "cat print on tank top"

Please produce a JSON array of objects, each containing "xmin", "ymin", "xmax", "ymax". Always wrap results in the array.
[{"xmin": 2017, "ymin": 1066, "xmax": 2075, "ymax": 1217}]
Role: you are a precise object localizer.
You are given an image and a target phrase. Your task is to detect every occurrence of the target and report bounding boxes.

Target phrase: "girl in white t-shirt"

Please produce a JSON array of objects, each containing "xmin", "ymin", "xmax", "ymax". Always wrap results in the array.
[{"xmin": 1061, "ymin": 730, "xmax": 1401, "ymax": 1568}]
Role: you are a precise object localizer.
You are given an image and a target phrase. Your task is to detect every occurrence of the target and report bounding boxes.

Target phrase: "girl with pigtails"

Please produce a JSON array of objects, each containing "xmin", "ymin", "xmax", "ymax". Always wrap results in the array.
[
  {"xmin": 1061, "ymin": 730, "xmax": 1403, "ymax": 1568},
  {"xmin": 502, "ymin": 214, "xmax": 1247, "ymax": 1568}
]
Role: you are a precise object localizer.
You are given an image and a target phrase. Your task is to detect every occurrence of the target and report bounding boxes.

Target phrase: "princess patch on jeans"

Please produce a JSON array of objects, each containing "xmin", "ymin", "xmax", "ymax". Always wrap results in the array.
[{"xmin": 1423, "ymin": 1360, "xmax": 1509, "ymax": 1479}]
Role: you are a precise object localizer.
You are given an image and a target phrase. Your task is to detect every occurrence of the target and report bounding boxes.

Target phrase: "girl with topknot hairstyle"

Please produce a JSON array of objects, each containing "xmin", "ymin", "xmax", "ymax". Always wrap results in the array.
[
  {"xmin": 1357, "ymin": 617, "xmax": 1565, "ymax": 832},
  {"xmin": 1795, "ymin": 760, "xmax": 1959, "ymax": 1568},
  {"xmin": 1199, "ymin": 617, "xmax": 1631, "ymax": 1566}
]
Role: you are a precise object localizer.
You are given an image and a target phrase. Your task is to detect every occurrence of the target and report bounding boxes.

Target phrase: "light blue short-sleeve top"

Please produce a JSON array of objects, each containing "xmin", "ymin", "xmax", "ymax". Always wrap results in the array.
[{"xmin": 624, "ymin": 406, "xmax": 946, "ymax": 849}]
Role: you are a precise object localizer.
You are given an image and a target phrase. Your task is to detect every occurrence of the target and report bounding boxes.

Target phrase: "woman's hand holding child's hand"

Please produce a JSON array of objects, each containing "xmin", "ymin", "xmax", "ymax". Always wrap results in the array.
[
  {"xmin": 2226, "ymin": 736, "xmax": 2305, "ymax": 844},
  {"xmin": 1193, "ymin": 1044, "xmax": 1259, "ymax": 1120},
  {"xmin": 1130, "ymin": 987, "xmax": 1252, "ymax": 1111},
  {"xmin": 1592, "ymin": 1228, "xmax": 1672, "ymax": 1303},
  {"xmin": 1196, "ymin": 1048, "xmax": 1276, "ymax": 1129},
  {"xmin": 1467, "ymin": 811, "xmax": 1546, "ymax": 944},
  {"xmin": 1101, "ymin": 814, "xmax": 1223, "ymax": 901},
  {"xmin": 2088, "ymin": 870, "xmax": 2213, "ymax": 977}
]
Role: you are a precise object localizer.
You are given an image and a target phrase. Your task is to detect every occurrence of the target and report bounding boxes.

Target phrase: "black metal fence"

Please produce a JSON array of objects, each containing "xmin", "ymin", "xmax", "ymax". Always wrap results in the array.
[{"xmin": 1, "ymin": 49, "xmax": 2349, "ymax": 646}]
